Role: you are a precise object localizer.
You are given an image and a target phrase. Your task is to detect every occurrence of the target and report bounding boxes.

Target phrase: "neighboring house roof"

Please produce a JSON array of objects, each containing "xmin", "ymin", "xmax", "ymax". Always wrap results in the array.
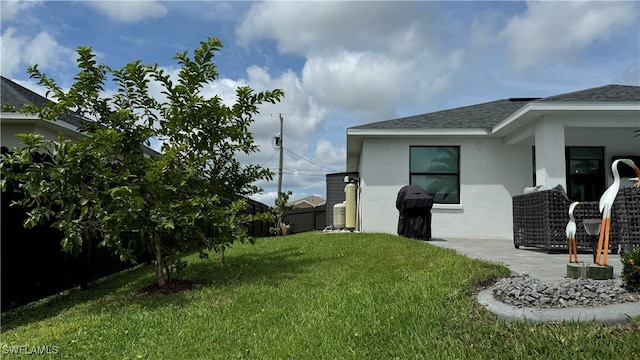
[
  {"xmin": 287, "ymin": 195, "xmax": 326, "ymax": 209},
  {"xmin": 1, "ymin": 76, "xmax": 87, "ymax": 128},
  {"xmin": 1, "ymin": 76, "xmax": 160, "ymax": 157},
  {"xmin": 1, "ymin": 76, "xmax": 48, "ymax": 107}
]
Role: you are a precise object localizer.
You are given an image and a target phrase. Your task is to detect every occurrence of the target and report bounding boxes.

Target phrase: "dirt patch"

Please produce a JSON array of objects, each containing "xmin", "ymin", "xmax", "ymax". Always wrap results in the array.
[
  {"xmin": 137, "ymin": 279, "xmax": 196, "ymax": 296},
  {"xmin": 472, "ymin": 276, "xmax": 507, "ymax": 295}
]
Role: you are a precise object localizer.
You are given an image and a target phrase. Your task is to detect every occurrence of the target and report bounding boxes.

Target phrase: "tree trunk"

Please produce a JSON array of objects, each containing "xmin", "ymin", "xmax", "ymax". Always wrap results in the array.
[{"xmin": 153, "ymin": 232, "xmax": 166, "ymax": 286}]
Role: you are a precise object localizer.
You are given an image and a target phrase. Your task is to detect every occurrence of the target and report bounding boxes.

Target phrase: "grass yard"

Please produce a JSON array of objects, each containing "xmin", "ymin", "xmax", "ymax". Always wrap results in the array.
[{"xmin": 1, "ymin": 232, "xmax": 639, "ymax": 359}]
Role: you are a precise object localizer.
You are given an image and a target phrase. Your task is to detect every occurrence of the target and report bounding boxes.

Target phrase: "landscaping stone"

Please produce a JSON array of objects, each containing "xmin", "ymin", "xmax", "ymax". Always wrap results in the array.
[{"xmin": 492, "ymin": 275, "xmax": 640, "ymax": 308}]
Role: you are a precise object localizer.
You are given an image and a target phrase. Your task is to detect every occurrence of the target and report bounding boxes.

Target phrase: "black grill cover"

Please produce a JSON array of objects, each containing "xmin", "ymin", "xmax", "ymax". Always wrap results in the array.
[{"xmin": 396, "ymin": 185, "xmax": 433, "ymax": 240}]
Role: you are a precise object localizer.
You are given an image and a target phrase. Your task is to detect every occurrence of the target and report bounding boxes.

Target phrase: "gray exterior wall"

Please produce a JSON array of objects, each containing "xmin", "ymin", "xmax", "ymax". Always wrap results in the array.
[{"xmin": 326, "ymin": 172, "xmax": 359, "ymax": 227}]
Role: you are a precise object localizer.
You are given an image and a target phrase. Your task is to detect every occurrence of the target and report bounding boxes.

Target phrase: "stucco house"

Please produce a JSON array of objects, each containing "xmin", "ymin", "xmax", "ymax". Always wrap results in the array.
[
  {"xmin": 287, "ymin": 195, "xmax": 327, "ymax": 209},
  {"xmin": 1, "ymin": 76, "xmax": 160, "ymax": 157},
  {"xmin": 346, "ymin": 84, "xmax": 640, "ymax": 240},
  {"xmin": 1, "ymin": 76, "xmax": 87, "ymax": 147}
]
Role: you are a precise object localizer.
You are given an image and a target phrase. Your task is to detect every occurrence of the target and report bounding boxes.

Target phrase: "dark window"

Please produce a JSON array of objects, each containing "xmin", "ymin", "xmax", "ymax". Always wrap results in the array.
[
  {"xmin": 566, "ymin": 147, "xmax": 605, "ymax": 201},
  {"xmin": 532, "ymin": 147, "xmax": 536, "ymax": 186},
  {"xmin": 410, "ymin": 146, "xmax": 460, "ymax": 204},
  {"xmin": 531, "ymin": 146, "xmax": 605, "ymax": 201}
]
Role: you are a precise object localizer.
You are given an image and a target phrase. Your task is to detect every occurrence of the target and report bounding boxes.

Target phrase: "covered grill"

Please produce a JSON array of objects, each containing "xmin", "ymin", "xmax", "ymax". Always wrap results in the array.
[{"xmin": 396, "ymin": 185, "xmax": 433, "ymax": 240}]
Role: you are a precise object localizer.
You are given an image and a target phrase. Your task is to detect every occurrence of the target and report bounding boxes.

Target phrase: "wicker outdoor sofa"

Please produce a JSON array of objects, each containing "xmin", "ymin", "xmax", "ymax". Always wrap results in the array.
[
  {"xmin": 615, "ymin": 187, "xmax": 640, "ymax": 254},
  {"xmin": 512, "ymin": 187, "xmax": 640, "ymax": 254}
]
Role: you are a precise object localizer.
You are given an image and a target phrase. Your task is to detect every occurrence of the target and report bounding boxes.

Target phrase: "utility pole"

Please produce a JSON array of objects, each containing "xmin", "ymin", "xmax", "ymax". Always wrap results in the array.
[{"xmin": 277, "ymin": 113, "xmax": 283, "ymax": 202}]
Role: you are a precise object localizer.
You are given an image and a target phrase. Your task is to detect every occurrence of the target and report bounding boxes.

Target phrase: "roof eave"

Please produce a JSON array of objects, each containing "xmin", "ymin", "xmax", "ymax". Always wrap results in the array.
[
  {"xmin": 1, "ymin": 112, "xmax": 81, "ymax": 134},
  {"xmin": 491, "ymin": 102, "xmax": 640, "ymax": 135},
  {"xmin": 346, "ymin": 128, "xmax": 490, "ymax": 137}
]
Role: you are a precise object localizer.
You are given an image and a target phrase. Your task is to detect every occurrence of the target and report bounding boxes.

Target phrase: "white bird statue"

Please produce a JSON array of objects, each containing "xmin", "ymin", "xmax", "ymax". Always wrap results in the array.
[
  {"xmin": 594, "ymin": 159, "xmax": 640, "ymax": 266},
  {"xmin": 566, "ymin": 202, "xmax": 580, "ymax": 263}
]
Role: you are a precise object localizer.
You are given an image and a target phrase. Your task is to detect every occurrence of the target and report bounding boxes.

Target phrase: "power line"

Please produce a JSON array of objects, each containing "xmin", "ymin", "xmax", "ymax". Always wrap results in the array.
[
  {"xmin": 289, "ymin": 168, "xmax": 331, "ymax": 173},
  {"xmin": 260, "ymin": 149, "xmax": 278, "ymax": 166},
  {"xmin": 267, "ymin": 165, "xmax": 330, "ymax": 173},
  {"xmin": 265, "ymin": 168, "xmax": 328, "ymax": 177},
  {"xmin": 283, "ymin": 147, "xmax": 337, "ymax": 172},
  {"xmin": 265, "ymin": 166, "xmax": 334, "ymax": 176},
  {"xmin": 281, "ymin": 170, "xmax": 328, "ymax": 177},
  {"xmin": 263, "ymin": 112, "xmax": 361, "ymax": 123}
]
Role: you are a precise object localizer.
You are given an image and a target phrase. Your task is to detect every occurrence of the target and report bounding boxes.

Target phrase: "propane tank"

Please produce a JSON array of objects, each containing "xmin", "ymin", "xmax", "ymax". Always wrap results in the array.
[
  {"xmin": 333, "ymin": 202, "xmax": 346, "ymax": 229},
  {"xmin": 345, "ymin": 183, "xmax": 356, "ymax": 230}
]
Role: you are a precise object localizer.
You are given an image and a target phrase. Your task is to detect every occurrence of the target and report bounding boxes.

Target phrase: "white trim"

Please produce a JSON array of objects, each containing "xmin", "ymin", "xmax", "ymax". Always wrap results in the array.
[
  {"xmin": 1, "ymin": 112, "xmax": 80, "ymax": 133},
  {"xmin": 1, "ymin": 112, "xmax": 41, "ymax": 121}
]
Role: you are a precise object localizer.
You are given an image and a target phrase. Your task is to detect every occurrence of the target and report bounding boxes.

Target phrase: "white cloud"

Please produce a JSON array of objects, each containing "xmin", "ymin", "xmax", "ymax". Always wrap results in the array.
[
  {"xmin": 0, "ymin": 0, "xmax": 42, "ymax": 22},
  {"xmin": 250, "ymin": 190, "xmax": 278, "ymax": 207},
  {"xmin": 247, "ymin": 66, "xmax": 325, "ymax": 138},
  {"xmin": 237, "ymin": 1, "xmax": 433, "ymax": 57},
  {"xmin": 23, "ymin": 31, "xmax": 74, "ymax": 71},
  {"xmin": 501, "ymin": 1, "xmax": 638, "ymax": 71},
  {"xmin": 233, "ymin": 1, "xmax": 476, "ymax": 204},
  {"xmin": 0, "ymin": 27, "xmax": 25, "ymax": 76},
  {"xmin": 85, "ymin": 0, "xmax": 167, "ymax": 23},
  {"xmin": 315, "ymin": 139, "xmax": 346, "ymax": 173},
  {"xmin": 302, "ymin": 51, "xmax": 407, "ymax": 117},
  {"xmin": 0, "ymin": 27, "xmax": 75, "ymax": 78},
  {"xmin": 237, "ymin": 1, "xmax": 470, "ymax": 119}
]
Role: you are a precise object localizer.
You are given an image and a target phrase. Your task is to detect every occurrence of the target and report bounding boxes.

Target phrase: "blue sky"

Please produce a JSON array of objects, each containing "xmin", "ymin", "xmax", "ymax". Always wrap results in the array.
[{"xmin": 2, "ymin": 1, "xmax": 639, "ymax": 206}]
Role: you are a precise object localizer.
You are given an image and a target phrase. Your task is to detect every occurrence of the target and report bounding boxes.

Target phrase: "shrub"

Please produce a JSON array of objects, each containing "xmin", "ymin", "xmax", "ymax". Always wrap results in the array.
[{"xmin": 621, "ymin": 247, "xmax": 640, "ymax": 292}]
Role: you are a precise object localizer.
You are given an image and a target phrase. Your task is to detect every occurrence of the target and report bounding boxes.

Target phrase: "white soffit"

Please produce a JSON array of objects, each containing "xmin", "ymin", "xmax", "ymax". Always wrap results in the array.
[{"xmin": 1, "ymin": 112, "xmax": 80, "ymax": 133}]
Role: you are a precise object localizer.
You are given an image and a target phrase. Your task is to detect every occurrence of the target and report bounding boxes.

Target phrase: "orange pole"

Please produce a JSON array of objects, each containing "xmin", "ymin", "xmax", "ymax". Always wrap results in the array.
[
  {"xmin": 594, "ymin": 218, "xmax": 606, "ymax": 265},
  {"xmin": 602, "ymin": 218, "xmax": 611, "ymax": 266}
]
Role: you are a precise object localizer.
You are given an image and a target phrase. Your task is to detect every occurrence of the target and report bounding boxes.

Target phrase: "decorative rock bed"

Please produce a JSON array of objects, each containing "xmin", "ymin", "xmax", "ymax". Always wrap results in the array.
[{"xmin": 492, "ymin": 275, "xmax": 640, "ymax": 309}]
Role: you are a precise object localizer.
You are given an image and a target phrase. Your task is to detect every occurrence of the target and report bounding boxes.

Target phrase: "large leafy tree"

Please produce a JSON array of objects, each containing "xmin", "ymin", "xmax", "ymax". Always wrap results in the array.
[{"xmin": 1, "ymin": 38, "xmax": 283, "ymax": 286}]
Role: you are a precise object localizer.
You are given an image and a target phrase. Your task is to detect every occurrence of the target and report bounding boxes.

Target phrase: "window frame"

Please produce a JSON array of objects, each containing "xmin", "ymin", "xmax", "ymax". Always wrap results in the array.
[{"xmin": 409, "ymin": 145, "xmax": 461, "ymax": 205}]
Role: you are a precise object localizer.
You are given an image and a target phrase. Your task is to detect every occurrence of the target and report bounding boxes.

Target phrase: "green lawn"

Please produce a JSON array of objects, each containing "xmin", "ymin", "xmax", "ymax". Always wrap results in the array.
[{"xmin": 1, "ymin": 232, "xmax": 638, "ymax": 359}]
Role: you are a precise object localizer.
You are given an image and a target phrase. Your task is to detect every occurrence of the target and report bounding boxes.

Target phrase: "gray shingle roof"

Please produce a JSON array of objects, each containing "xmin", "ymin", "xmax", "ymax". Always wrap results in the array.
[
  {"xmin": 0, "ymin": 76, "xmax": 86, "ymax": 128},
  {"xmin": 287, "ymin": 195, "xmax": 326, "ymax": 208},
  {"xmin": 1, "ymin": 76, "xmax": 49, "ymax": 108},
  {"xmin": 1, "ymin": 77, "xmax": 162, "ymax": 157},
  {"xmin": 536, "ymin": 84, "xmax": 640, "ymax": 102},
  {"xmin": 350, "ymin": 99, "xmax": 531, "ymax": 130},
  {"xmin": 350, "ymin": 84, "xmax": 640, "ymax": 131}
]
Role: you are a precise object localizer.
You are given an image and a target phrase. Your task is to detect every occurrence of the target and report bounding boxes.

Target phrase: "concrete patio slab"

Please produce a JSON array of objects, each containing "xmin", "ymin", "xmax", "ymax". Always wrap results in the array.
[
  {"xmin": 427, "ymin": 237, "xmax": 622, "ymax": 283},
  {"xmin": 425, "ymin": 237, "xmax": 638, "ymax": 324}
]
